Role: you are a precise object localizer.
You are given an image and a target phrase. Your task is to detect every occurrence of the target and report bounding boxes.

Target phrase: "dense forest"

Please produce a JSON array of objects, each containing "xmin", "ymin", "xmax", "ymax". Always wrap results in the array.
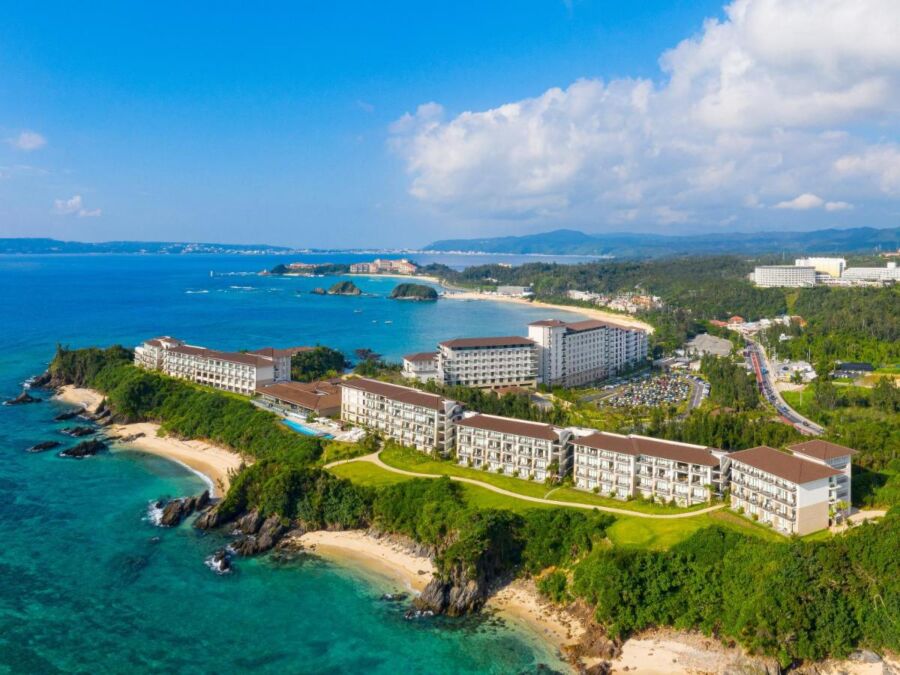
[
  {"xmin": 290, "ymin": 346, "xmax": 347, "ymax": 381},
  {"xmin": 700, "ymin": 355, "xmax": 760, "ymax": 411}
]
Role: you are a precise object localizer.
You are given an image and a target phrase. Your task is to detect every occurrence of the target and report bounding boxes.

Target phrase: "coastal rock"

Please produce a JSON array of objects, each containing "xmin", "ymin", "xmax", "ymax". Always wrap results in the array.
[
  {"xmin": 60, "ymin": 426, "xmax": 96, "ymax": 437},
  {"xmin": 4, "ymin": 390, "xmax": 41, "ymax": 405},
  {"xmin": 27, "ymin": 440, "xmax": 62, "ymax": 453},
  {"xmin": 54, "ymin": 407, "xmax": 86, "ymax": 421},
  {"xmin": 206, "ymin": 548, "xmax": 232, "ymax": 574},
  {"xmin": 232, "ymin": 515, "xmax": 286, "ymax": 556},
  {"xmin": 326, "ymin": 280, "xmax": 361, "ymax": 296},
  {"xmin": 236, "ymin": 510, "xmax": 264, "ymax": 535},
  {"xmin": 159, "ymin": 490, "xmax": 211, "ymax": 527},
  {"xmin": 28, "ymin": 371, "xmax": 53, "ymax": 389},
  {"xmin": 194, "ymin": 507, "xmax": 225, "ymax": 530},
  {"xmin": 118, "ymin": 432, "xmax": 146, "ymax": 443},
  {"xmin": 59, "ymin": 439, "xmax": 107, "ymax": 458},
  {"xmin": 310, "ymin": 287, "xmax": 326, "ymax": 295}
]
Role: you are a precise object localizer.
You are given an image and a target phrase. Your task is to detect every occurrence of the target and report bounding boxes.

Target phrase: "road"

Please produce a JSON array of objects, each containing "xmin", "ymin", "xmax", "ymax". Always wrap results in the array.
[
  {"xmin": 744, "ymin": 339, "xmax": 824, "ymax": 436},
  {"xmin": 326, "ymin": 452, "xmax": 726, "ymax": 520}
]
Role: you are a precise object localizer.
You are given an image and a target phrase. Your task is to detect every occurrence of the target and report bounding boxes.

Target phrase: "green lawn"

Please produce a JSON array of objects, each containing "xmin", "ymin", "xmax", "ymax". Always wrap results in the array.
[
  {"xmin": 318, "ymin": 440, "xmax": 370, "ymax": 466},
  {"xmin": 328, "ymin": 461, "xmax": 410, "ymax": 488},
  {"xmin": 379, "ymin": 443, "xmax": 712, "ymax": 515}
]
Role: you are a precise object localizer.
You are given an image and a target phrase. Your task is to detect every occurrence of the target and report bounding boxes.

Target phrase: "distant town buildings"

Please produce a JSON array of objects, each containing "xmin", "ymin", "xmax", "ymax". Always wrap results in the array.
[
  {"xmin": 348, "ymin": 258, "xmax": 419, "ymax": 275},
  {"xmin": 566, "ymin": 290, "xmax": 662, "ymax": 313},
  {"xmin": 528, "ymin": 319, "xmax": 649, "ymax": 387},
  {"xmin": 495, "ymin": 285, "xmax": 534, "ymax": 297},
  {"xmin": 134, "ymin": 336, "xmax": 308, "ymax": 395},
  {"xmin": 754, "ymin": 258, "xmax": 899, "ymax": 287}
]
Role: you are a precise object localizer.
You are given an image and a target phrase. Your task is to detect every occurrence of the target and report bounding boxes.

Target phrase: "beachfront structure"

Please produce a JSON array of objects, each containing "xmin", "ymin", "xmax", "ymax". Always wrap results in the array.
[
  {"xmin": 795, "ymin": 257, "xmax": 846, "ymax": 278},
  {"xmin": 728, "ymin": 446, "xmax": 842, "ymax": 535},
  {"xmin": 454, "ymin": 413, "xmax": 571, "ymax": 482},
  {"xmin": 134, "ymin": 336, "xmax": 287, "ymax": 395},
  {"xmin": 571, "ymin": 433, "xmax": 722, "ymax": 506},
  {"xmin": 527, "ymin": 319, "xmax": 649, "ymax": 387},
  {"xmin": 349, "ymin": 258, "xmax": 419, "ymax": 275},
  {"xmin": 753, "ymin": 265, "xmax": 817, "ymax": 287},
  {"xmin": 436, "ymin": 336, "xmax": 538, "ymax": 389},
  {"xmin": 401, "ymin": 351, "xmax": 439, "ymax": 383},
  {"xmin": 339, "ymin": 377, "xmax": 462, "ymax": 453},
  {"xmin": 788, "ymin": 440, "xmax": 856, "ymax": 507},
  {"xmin": 496, "ymin": 285, "xmax": 534, "ymax": 297},
  {"xmin": 256, "ymin": 380, "xmax": 342, "ymax": 418}
]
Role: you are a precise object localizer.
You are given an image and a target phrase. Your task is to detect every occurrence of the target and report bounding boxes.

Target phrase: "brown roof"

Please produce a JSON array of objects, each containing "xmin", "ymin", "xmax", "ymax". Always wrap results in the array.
[
  {"xmin": 403, "ymin": 351, "xmax": 437, "ymax": 362},
  {"xmin": 729, "ymin": 446, "xmax": 841, "ymax": 484},
  {"xmin": 340, "ymin": 377, "xmax": 452, "ymax": 411},
  {"xmin": 456, "ymin": 414, "xmax": 561, "ymax": 441},
  {"xmin": 567, "ymin": 319, "xmax": 616, "ymax": 332},
  {"xmin": 788, "ymin": 440, "xmax": 857, "ymax": 461},
  {"xmin": 168, "ymin": 344, "xmax": 273, "ymax": 367},
  {"xmin": 439, "ymin": 336, "xmax": 535, "ymax": 349},
  {"xmin": 256, "ymin": 381, "xmax": 341, "ymax": 413},
  {"xmin": 572, "ymin": 433, "xmax": 718, "ymax": 465}
]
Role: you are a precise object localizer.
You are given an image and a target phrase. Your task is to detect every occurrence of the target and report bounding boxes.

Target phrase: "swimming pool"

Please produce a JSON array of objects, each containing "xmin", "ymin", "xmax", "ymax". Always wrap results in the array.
[{"xmin": 282, "ymin": 418, "xmax": 334, "ymax": 439}]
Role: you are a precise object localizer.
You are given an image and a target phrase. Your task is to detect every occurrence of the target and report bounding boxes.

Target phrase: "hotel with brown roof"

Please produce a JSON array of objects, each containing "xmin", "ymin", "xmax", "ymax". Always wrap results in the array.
[
  {"xmin": 436, "ymin": 336, "xmax": 538, "ymax": 388},
  {"xmin": 339, "ymin": 377, "xmax": 462, "ymax": 453}
]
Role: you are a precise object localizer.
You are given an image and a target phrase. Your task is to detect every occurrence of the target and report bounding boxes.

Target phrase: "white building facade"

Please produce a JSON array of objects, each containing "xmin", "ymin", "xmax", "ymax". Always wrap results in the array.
[
  {"xmin": 401, "ymin": 351, "xmax": 439, "ymax": 383},
  {"xmin": 753, "ymin": 265, "xmax": 817, "ymax": 287},
  {"xmin": 794, "ymin": 257, "xmax": 846, "ymax": 278},
  {"xmin": 528, "ymin": 319, "xmax": 649, "ymax": 387},
  {"xmin": 437, "ymin": 336, "xmax": 538, "ymax": 389},
  {"xmin": 788, "ymin": 439, "xmax": 855, "ymax": 507},
  {"xmin": 339, "ymin": 377, "xmax": 462, "ymax": 453}
]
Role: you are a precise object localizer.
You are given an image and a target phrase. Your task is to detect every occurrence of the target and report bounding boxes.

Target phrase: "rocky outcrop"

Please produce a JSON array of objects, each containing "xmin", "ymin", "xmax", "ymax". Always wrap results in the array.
[
  {"xmin": 59, "ymin": 439, "xmax": 107, "ymax": 458},
  {"xmin": 326, "ymin": 280, "xmax": 362, "ymax": 296},
  {"xmin": 27, "ymin": 440, "xmax": 62, "ymax": 453},
  {"xmin": 206, "ymin": 548, "xmax": 232, "ymax": 574},
  {"xmin": 28, "ymin": 371, "xmax": 53, "ymax": 389},
  {"xmin": 54, "ymin": 407, "xmax": 86, "ymax": 421},
  {"xmin": 194, "ymin": 506, "xmax": 226, "ymax": 530},
  {"xmin": 4, "ymin": 390, "xmax": 40, "ymax": 405},
  {"xmin": 415, "ymin": 574, "xmax": 487, "ymax": 617},
  {"xmin": 158, "ymin": 491, "xmax": 210, "ymax": 527},
  {"xmin": 310, "ymin": 287, "xmax": 326, "ymax": 295},
  {"xmin": 60, "ymin": 426, "xmax": 95, "ymax": 437},
  {"xmin": 231, "ymin": 511, "xmax": 287, "ymax": 556}
]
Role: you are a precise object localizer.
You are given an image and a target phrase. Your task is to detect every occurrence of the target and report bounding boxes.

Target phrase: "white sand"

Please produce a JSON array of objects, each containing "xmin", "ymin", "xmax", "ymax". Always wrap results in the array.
[
  {"xmin": 443, "ymin": 292, "xmax": 654, "ymax": 332},
  {"xmin": 55, "ymin": 385, "xmax": 105, "ymax": 413}
]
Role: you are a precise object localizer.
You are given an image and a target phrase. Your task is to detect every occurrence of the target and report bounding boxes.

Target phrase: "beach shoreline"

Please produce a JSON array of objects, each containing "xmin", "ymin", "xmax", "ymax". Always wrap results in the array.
[
  {"xmin": 443, "ymin": 291, "xmax": 654, "ymax": 332},
  {"xmin": 54, "ymin": 385, "xmax": 245, "ymax": 496}
]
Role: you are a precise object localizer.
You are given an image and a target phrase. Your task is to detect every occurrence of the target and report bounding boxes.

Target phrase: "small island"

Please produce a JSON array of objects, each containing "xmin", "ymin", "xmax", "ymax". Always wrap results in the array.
[
  {"xmin": 326, "ymin": 280, "xmax": 362, "ymax": 296},
  {"xmin": 389, "ymin": 283, "xmax": 438, "ymax": 301}
]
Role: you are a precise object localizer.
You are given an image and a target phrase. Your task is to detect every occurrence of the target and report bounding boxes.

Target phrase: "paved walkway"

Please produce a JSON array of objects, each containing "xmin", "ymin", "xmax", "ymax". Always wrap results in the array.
[{"xmin": 326, "ymin": 452, "xmax": 726, "ymax": 520}]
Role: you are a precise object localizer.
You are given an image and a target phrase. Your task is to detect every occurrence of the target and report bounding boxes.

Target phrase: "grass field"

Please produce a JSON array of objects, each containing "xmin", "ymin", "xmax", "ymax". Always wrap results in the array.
[{"xmin": 379, "ymin": 444, "xmax": 712, "ymax": 515}]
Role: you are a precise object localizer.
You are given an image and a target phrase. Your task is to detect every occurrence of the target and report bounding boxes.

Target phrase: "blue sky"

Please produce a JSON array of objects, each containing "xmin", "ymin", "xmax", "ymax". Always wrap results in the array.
[{"xmin": 1, "ymin": 1, "xmax": 898, "ymax": 247}]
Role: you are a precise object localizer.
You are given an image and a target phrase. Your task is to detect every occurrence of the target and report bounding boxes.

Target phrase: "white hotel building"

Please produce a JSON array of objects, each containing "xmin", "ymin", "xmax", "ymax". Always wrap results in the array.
[
  {"xmin": 728, "ymin": 446, "xmax": 842, "ymax": 535},
  {"xmin": 788, "ymin": 439, "xmax": 855, "ymax": 506},
  {"xmin": 436, "ymin": 336, "xmax": 538, "ymax": 389},
  {"xmin": 753, "ymin": 265, "xmax": 817, "ymax": 288},
  {"xmin": 134, "ymin": 336, "xmax": 289, "ymax": 396},
  {"xmin": 455, "ymin": 413, "xmax": 572, "ymax": 482},
  {"xmin": 528, "ymin": 319, "xmax": 649, "ymax": 387},
  {"xmin": 339, "ymin": 377, "xmax": 462, "ymax": 454},
  {"xmin": 571, "ymin": 432, "xmax": 723, "ymax": 506}
]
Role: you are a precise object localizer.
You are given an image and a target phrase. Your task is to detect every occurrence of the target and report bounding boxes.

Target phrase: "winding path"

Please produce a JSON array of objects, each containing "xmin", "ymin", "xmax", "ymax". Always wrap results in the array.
[{"xmin": 326, "ymin": 452, "xmax": 726, "ymax": 520}]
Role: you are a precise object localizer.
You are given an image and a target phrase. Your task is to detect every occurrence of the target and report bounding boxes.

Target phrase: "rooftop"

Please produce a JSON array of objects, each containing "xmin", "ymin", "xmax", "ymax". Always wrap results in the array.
[
  {"xmin": 439, "ymin": 336, "xmax": 535, "ymax": 349},
  {"xmin": 403, "ymin": 351, "xmax": 438, "ymax": 362},
  {"xmin": 256, "ymin": 381, "xmax": 341, "ymax": 412},
  {"xmin": 340, "ymin": 377, "xmax": 453, "ymax": 411},
  {"xmin": 572, "ymin": 432, "xmax": 719, "ymax": 466},
  {"xmin": 787, "ymin": 439, "xmax": 857, "ymax": 461},
  {"xmin": 729, "ymin": 446, "xmax": 841, "ymax": 484},
  {"xmin": 168, "ymin": 344, "xmax": 273, "ymax": 367},
  {"xmin": 457, "ymin": 413, "xmax": 561, "ymax": 441}
]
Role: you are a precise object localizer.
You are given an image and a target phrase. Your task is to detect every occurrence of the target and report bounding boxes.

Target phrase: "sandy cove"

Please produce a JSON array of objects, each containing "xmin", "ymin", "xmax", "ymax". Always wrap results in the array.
[
  {"xmin": 443, "ymin": 291, "xmax": 654, "ymax": 333},
  {"xmin": 54, "ymin": 385, "xmax": 245, "ymax": 496}
]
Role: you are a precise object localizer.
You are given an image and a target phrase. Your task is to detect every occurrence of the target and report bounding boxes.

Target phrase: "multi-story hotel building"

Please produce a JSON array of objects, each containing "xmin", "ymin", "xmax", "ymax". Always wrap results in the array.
[
  {"xmin": 436, "ymin": 336, "xmax": 538, "ymax": 389},
  {"xmin": 339, "ymin": 377, "xmax": 462, "ymax": 453},
  {"xmin": 348, "ymin": 258, "xmax": 419, "ymax": 275},
  {"xmin": 753, "ymin": 265, "xmax": 817, "ymax": 287},
  {"xmin": 256, "ymin": 380, "xmax": 342, "ymax": 418},
  {"xmin": 728, "ymin": 446, "xmax": 841, "ymax": 535},
  {"xmin": 794, "ymin": 257, "xmax": 846, "ymax": 278},
  {"xmin": 788, "ymin": 439, "xmax": 856, "ymax": 507},
  {"xmin": 528, "ymin": 319, "xmax": 649, "ymax": 387},
  {"xmin": 455, "ymin": 413, "xmax": 571, "ymax": 482},
  {"xmin": 401, "ymin": 351, "xmax": 439, "ymax": 383},
  {"xmin": 133, "ymin": 337, "xmax": 304, "ymax": 396},
  {"xmin": 571, "ymin": 432, "xmax": 722, "ymax": 506}
]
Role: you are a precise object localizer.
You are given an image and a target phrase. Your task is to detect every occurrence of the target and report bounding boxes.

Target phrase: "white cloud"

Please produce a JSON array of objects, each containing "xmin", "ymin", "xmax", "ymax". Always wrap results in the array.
[
  {"xmin": 774, "ymin": 193, "xmax": 823, "ymax": 210},
  {"xmin": 8, "ymin": 131, "xmax": 47, "ymax": 151},
  {"xmin": 53, "ymin": 195, "xmax": 101, "ymax": 218},
  {"xmin": 390, "ymin": 0, "xmax": 900, "ymax": 229}
]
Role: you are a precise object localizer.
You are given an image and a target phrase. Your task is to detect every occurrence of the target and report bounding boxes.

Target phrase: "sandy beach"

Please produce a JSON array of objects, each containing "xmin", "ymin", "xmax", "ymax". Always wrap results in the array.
[
  {"xmin": 443, "ymin": 291, "xmax": 654, "ymax": 332},
  {"xmin": 55, "ymin": 385, "xmax": 245, "ymax": 496}
]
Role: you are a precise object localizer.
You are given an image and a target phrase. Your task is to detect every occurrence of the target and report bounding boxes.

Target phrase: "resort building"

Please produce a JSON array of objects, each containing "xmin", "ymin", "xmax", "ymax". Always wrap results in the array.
[
  {"xmin": 437, "ymin": 336, "xmax": 538, "ymax": 389},
  {"xmin": 454, "ymin": 413, "xmax": 571, "ymax": 482},
  {"xmin": 795, "ymin": 257, "xmax": 846, "ymax": 278},
  {"xmin": 571, "ymin": 433, "xmax": 722, "ymax": 506},
  {"xmin": 133, "ymin": 336, "xmax": 305, "ymax": 395},
  {"xmin": 753, "ymin": 265, "xmax": 817, "ymax": 287},
  {"xmin": 255, "ymin": 380, "xmax": 342, "ymax": 418},
  {"xmin": 841, "ymin": 262, "xmax": 900, "ymax": 283},
  {"xmin": 401, "ymin": 351, "xmax": 439, "ymax": 383},
  {"xmin": 527, "ymin": 319, "xmax": 649, "ymax": 387},
  {"xmin": 728, "ymin": 446, "xmax": 842, "ymax": 535},
  {"xmin": 339, "ymin": 377, "xmax": 462, "ymax": 453},
  {"xmin": 788, "ymin": 439, "xmax": 856, "ymax": 507},
  {"xmin": 348, "ymin": 258, "xmax": 419, "ymax": 275}
]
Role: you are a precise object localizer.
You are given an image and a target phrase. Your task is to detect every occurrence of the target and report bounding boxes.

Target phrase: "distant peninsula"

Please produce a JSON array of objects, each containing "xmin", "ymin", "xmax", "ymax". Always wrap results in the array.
[{"xmin": 389, "ymin": 283, "xmax": 438, "ymax": 301}]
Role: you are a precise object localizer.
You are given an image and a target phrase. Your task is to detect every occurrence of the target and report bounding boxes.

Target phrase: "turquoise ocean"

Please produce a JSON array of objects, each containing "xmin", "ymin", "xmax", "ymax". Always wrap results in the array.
[{"xmin": 0, "ymin": 254, "xmax": 592, "ymax": 674}]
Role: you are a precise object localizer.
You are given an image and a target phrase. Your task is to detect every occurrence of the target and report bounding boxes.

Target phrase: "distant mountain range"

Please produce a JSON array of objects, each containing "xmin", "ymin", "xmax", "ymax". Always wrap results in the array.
[
  {"xmin": 0, "ymin": 238, "xmax": 294, "ymax": 255},
  {"xmin": 425, "ymin": 227, "xmax": 900, "ymax": 257}
]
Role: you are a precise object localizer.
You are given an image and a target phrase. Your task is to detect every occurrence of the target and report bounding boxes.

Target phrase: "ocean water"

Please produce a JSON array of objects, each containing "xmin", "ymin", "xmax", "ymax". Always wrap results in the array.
[{"xmin": 0, "ymin": 254, "xmax": 584, "ymax": 674}]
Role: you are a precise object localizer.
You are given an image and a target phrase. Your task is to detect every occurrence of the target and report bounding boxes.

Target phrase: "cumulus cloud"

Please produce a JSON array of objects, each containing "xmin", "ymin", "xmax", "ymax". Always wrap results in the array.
[
  {"xmin": 8, "ymin": 130, "xmax": 47, "ymax": 151},
  {"xmin": 53, "ymin": 195, "xmax": 101, "ymax": 218},
  {"xmin": 390, "ymin": 0, "xmax": 900, "ymax": 228}
]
